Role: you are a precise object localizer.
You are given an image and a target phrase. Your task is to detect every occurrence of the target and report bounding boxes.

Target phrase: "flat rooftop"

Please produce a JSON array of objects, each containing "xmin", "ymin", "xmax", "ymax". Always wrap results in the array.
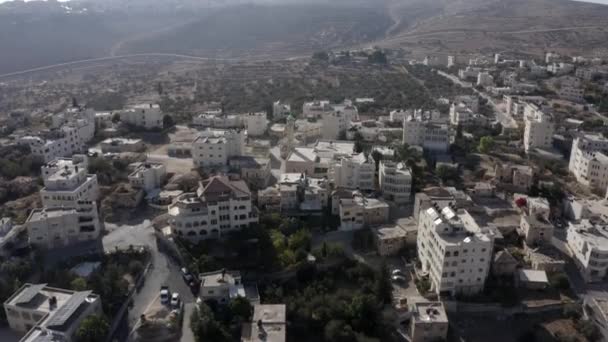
[
  {"xmin": 28, "ymin": 207, "xmax": 77, "ymax": 222},
  {"xmin": 413, "ymin": 302, "xmax": 448, "ymax": 324}
]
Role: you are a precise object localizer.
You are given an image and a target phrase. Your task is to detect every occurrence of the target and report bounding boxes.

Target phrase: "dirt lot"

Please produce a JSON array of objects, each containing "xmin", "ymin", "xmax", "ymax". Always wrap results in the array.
[{"xmin": 450, "ymin": 312, "xmax": 585, "ymax": 342}]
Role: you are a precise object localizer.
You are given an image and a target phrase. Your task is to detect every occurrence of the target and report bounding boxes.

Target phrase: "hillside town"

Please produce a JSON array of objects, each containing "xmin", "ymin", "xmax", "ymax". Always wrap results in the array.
[{"xmin": 2, "ymin": 48, "xmax": 608, "ymax": 342}]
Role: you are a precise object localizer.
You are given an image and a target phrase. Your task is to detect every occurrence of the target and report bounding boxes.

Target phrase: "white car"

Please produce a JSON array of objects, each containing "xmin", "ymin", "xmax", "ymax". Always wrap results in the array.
[
  {"xmin": 160, "ymin": 286, "xmax": 170, "ymax": 304},
  {"xmin": 171, "ymin": 292, "xmax": 180, "ymax": 307},
  {"xmin": 391, "ymin": 269, "xmax": 404, "ymax": 277},
  {"xmin": 391, "ymin": 275, "xmax": 406, "ymax": 283}
]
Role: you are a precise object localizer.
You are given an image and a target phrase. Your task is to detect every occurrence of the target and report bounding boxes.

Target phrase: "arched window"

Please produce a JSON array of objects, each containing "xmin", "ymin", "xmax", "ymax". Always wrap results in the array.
[{"xmin": 187, "ymin": 231, "xmax": 196, "ymax": 236}]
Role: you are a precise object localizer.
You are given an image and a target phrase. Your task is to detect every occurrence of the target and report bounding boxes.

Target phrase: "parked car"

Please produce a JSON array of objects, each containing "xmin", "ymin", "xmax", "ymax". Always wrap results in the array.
[
  {"xmin": 391, "ymin": 269, "xmax": 404, "ymax": 277},
  {"xmin": 171, "ymin": 292, "xmax": 180, "ymax": 307},
  {"xmin": 160, "ymin": 286, "xmax": 170, "ymax": 304}
]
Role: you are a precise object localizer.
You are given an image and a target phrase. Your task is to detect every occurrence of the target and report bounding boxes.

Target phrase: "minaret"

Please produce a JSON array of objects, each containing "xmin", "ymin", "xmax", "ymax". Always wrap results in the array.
[{"xmin": 281, "ymin": 113, "xmax": 296, "ymax": 159}]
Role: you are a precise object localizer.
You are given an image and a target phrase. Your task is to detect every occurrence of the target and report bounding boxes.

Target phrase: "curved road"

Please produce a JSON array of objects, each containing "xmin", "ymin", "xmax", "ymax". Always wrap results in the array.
[{"xmin": 0, "ymin": 52, "xmax": 308, "ymax": 80}]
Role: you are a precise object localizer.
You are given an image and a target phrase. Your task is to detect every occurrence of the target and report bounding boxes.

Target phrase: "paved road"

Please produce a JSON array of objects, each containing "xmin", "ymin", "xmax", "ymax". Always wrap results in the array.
[
  {"xmin": 103, "ymin": 221, "xmax": 195, "ymax": 337},
  {"xmin": 436, "ymin": 70, "xmax": 518, "ymax": 129}
]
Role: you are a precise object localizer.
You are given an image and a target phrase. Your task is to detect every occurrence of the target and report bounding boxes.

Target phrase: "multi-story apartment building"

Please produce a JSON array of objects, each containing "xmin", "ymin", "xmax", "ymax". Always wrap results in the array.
[
  {"xmin": 450, "ymin": 102, "xmax": 488, "ymax": 127},
  {"xmin": 40, "ymin": 155, "xmax": 99, "ymax": 208},
  {"xmin": 523, "ymin": 104, "xmax": 554, "ymax": 153},
  {"xmin": 120, "ymin": 103, "xmax": 163, "ymax": 129},
  {"xmin": 321, "ymin": 110, "xmax": 350, "ymax": 140},
  {"xmin": 228, "ymin": 156, "xmax": 271, "ymax": 189},
  {"xmin": 519, "ymin": 196, "xmax": 553, "ymax": 246},
  {"xmin": 128, "ymin": 162, "xmax": 166, "ymax": 192},
  {"xmin": 494, "ymin": 163, "xmax": 534, "ymax": 191},
  {"xmin": 567, "ymin": 219, "xmax": 608, "ymax": 283},
  {"xmin": 379, "ymin": 161, "xmax": 412, "ymax": 204},
  {"xmin": 20, "ymin": 119, "xmax": 94, "ymax": 164},
  {"xmin": 476, "ymin": 72, "xmax": 494, "ymax": 87},
  {"xmin": 413, "ymin": 186, "xmax": 472, "ymax": 221},
  {"xmin": 417, "ymin": 206, "xmax": 494, "ymax": 296},
  {"xmin": 557, "ymin": 76, "xmax": 585, "ymax": 103},
  {"xmin": 569, "ymin": 133, "xmax": 608, "ymax": 191},
  {"xmin": 192, "ymin": 129, "xmax": 246, "ymax": 168},
  {"xmin": 303, "ymin": 99, "xmax": 358, "ymax": 123},
  {"xmin": 338, "ymin": 192, "xmax": 389, "ymax": 231},
  {"xmin": 244, "ymin": 112, "xmax": 268, "ymax": 136},
  {"xmin": 302, "ymin": 100, "xmax": 331, "ymax": 118},
  {"xmin": 410, "ymin": 302, "xmax": 449, "ymax": 342},
  {"xmin": 330, "ymin": 152, "xmax": 375, "ymax": 191},
  {"xmin": 272, "ymin": 100, "xmax": 291, "ymax": 120},
  {"xmin": 547, "ymin": 62, "xmax": 574, "ymax": 75},
  {"xmin": 3, "ymin": 283, "xmax": 102, "ymax": 342},
  {"xmin": 26, "ymin": 201, "xmax": 101, "ymax": 250},
  {"xmin": 168, "ymin": 176, "xmax": 258, "ymax": 241},
  {"xmin": 402, "ymin": 115, "xmax": 450, "ymax": 153},
  {"xmin": 276, "ymin": 173, "xmax": 328, "ymax": 213},
  {"xmin": 192, "ymin": 111, "xmax": 243, "ymax": 129}
]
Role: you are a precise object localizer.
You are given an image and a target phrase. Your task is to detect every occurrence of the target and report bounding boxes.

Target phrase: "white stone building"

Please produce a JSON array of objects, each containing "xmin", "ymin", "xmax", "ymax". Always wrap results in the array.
[
  {"xmin": 417, "ymin": 206, "xmax": 494, "ymax": 296},
  {"xmin": 273, "ymin": 101, "xmax": 291, "ymax": 120},
  {"xmin": 20, "ymin": 116, "xmax": 95, "ymax": 164},
  {"xmin": 283, "ymin": 140, "xmax": 355, "ymax": 178},
  {"xmin": 168, "ymin": 176, "xmax": 258, "ymax": 241},
  {"xmin": 192, "ymin": 111, "xmax": 243, "ymax": 129},
  {"xmin": 40, "ymin": 155, "xmax": 99, "ymax": 208},
  {"xmin": 199, "ymin": 270, "xmax": 248, "ymax": 305},
  {"xmin": 547, "ymin": 62, "xmax": 574, "ymax": 75},
  {"xmin": 449, "ymin": 102, "xmax": 476, "ymax": 126},
  {"xmin": 402, "ymin": 114, "xmax": 450, "ymax": 153},
  {"xmin": 569, "ymin": 133, "xmax": 608, "ymax": 191},
  {"xmin": 523, "ymin": 105, "xmax": 554, "ymax": 153},
  {"xmin": 338, "ymin": 192, "xmax": 389, "ymax": 231},
  {"xmin": 242, "ymin": 304, "xmax": 286, "ymax": 342},
  {"xmin": 100, "ymin": 138, "xmax": 145, "ymax": 153},
  {"xmin": 26, "ymin": 201, "xmax": 101, "ymax": 250},
  {"xmin": 557, "ymin": 77, "xmax": 585, "ymax": 103},
  {"xmin": 379, "ymin": 161, "xmax": 412, "ymax": 204},
  {"xmin": 302, "ymin": 100, "xmax": 331, "ymax": 118},
  {"xmin": 331, "ymin": 152, "xmax": 375, "ymax": 191},
  {"xmin": 128, "ymin": 162, "xmax": 166, "ymax": 192},
  {"xmin": 476, "ymin": 72, "xmax": 494, "ymax": 87},
  {"xmin": 244, "ymin": 112, "xmax": 268, "ymax": 136},
  {"xmin": 228, "ymin": 156, "xmax": 271, "ymax": 189},
  {"xmin": 120, "ymin": 103, "xmax": 163, "ymax": 129},
  {"xmin": 567, "ymin": 219, "xmax": 608, "ymax": 283},
  {"xmin": 3, "ymin": 283, "xmax": 102, "ymax": 342},
  {"xmin": 192, "ymin": 129, "xmax": 246, "ymax": 168}
]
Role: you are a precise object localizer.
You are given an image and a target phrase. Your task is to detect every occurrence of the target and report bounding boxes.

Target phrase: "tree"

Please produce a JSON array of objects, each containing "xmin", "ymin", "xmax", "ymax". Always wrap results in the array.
[
  {"xmin": 353, "ymin": 132, "xmax": 365, "ymax": 153},
  {"xmin": 324, "ymin": 320, "xmax": 355, "ymax": 342},
  {"xmin": 163, "ymin": 114, "xmax": 175, "ymax": 129},
  {"xmin": 228, "ymin": 296, "xmax": 252, "ymax": 321},
  {"xmin": 70, "ymin": 277, "xmax": 88, "ymax": 291},
  {"xmin": 111, "ymin": 113, "xmax": 121, "ymax": 124},
  {"xmin": 288, "ymin": 229, "xmax": 311, "ymax": 251},
  {"xmin": 76, "ymin": 315, "xmax": 109, "ymax": 342},
  {"xmin": 368, "ymin": 50, "xmax": 387, "ymax": 65},
  {"xmin": 436, "ymin": 165, "xmax": 458, "ymax": 183},
  {"xmin": 72, "ymin": 97, "xmax": 79, "ymax": 108},
  {"xmin": 374, "ymin": 262, "xmax": 392, "ymax": 304},
  {"xmin": 478, "ymin": 136, "xmax": 495, "ymax": 154},
  {"xmin": 312, "ymin": 51, "xmax": 329, "ymax": 62},
  {"xmin": 157, "ymin": 82, "xmax": 164, "ymax": 95},
  {"xmin": 190, "ymin": 302, "xmax": 231, "ymax": 342}
]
